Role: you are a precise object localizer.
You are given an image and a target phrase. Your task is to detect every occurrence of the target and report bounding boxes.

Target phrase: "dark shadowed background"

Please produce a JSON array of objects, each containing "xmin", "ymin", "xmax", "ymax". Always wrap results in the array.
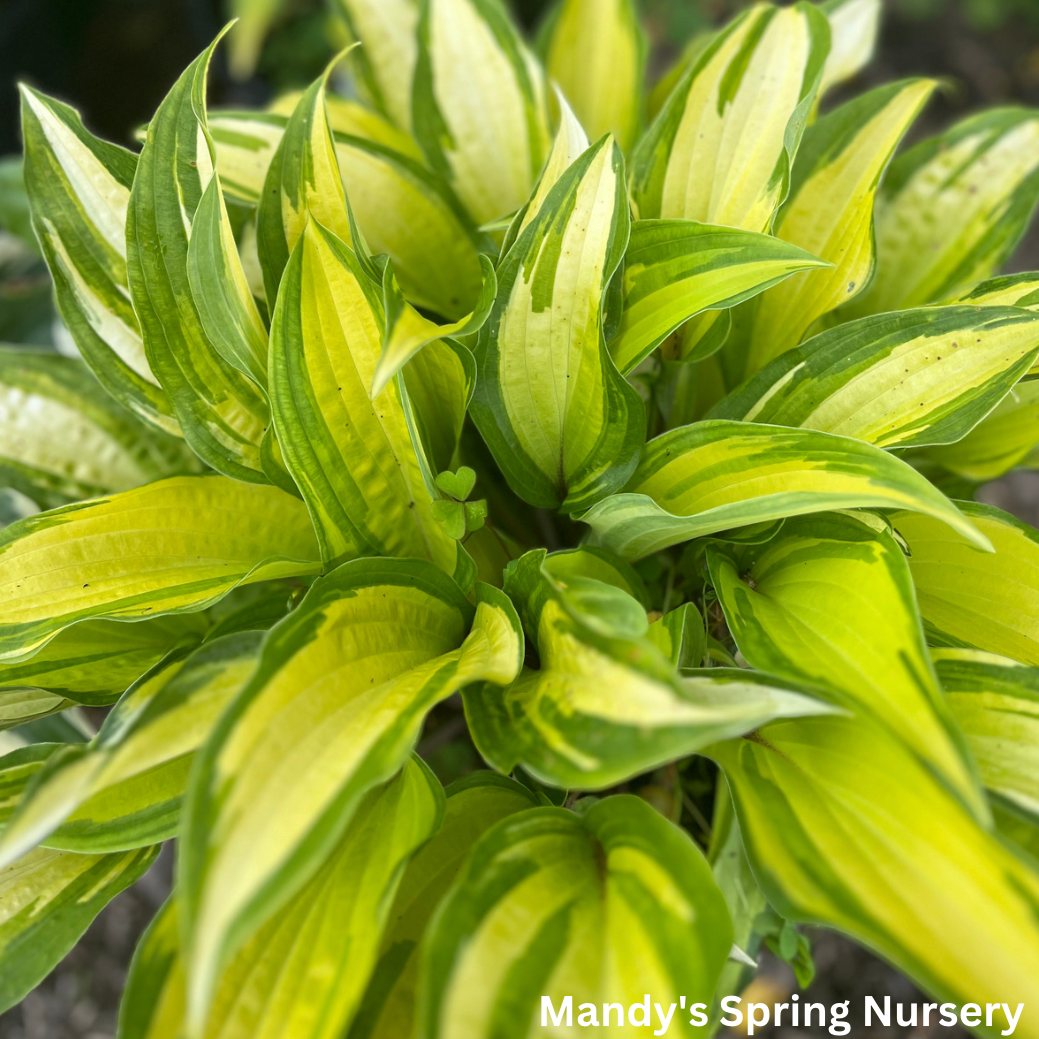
[{"xmin": 0, "ymin": 1, "xmax": 1038, "ymax": 1035}]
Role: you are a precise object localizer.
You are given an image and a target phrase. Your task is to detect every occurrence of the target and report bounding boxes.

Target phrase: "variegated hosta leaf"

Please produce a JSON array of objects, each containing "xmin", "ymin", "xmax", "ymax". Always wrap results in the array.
[
  {"xmin": 120, "ymin": 759, "xmax": 442, "ymax": 1039},
  {"xmin": 465, "ymin": 546, "xmax": 828, "ymax": 789},
  {"xmin": 0, "ymin": 475, "xmax": 320, "ymax": 663},
  {"xmin": 413, "ymin": 0, "xmax": 551, "ymax": 226},
  {"xmin": 541, "ymin": 0, "xmax": 644, "ymax": 152},
  {"xmin": 710, "ymin": 713, "xmax": 1039, "ymax": 1015},
  {"xmin": 471, "ymin": 137, "xmax": 644, "ymax": 511},
  {"xmin": 608, "ymin": 219, "xmax": 829, "ymax": 374},
  {"xmin": 127, "ymin": 36, "xmax": 271, "ymax": 482},
  {"xmin": 707, "ymin": 512, "xmax": 987, "ymax": 819},
  {"xmin": 934, "ymin": 649, "xmax": 1039, "ymax": 824},
  {"xmin": 256, "ymin": 58, "xmax": 355, "ymax": 304},
  {"xmin": 18, "ymin": 87, "xmax": 176, "ymax": 433},
  {"xmin": 578, "ymin": 420, "xmax": 989, "ymax": 560},
  {"xmin": 370, "ymin": 254, "xmax": 495, "ymax": 398},
  {"xmin": 0, "ymin": 614, "xmax": 208, "ymax": 706},
  {"xmin": 952, "ymin": 270, "xmax": 1039, "ymax": 310},
  {"xmin": 0, "ymin": 844, "xmax": 158, "ymax": 1014},
  {"xmin": 0, "ymin": 744, "xmax": 58, "ymax": 829},
  {"xmin": 817, "ymin": 0, "xmax": 882, "ymax": 97},
  {"xmin": 711, "ymin": 306, "xmax": 1039, "ymax": 449},
  {"xmin": 892, "ymin": 501, "xmax": 1039, "ymax": 665},
  {"xmin": 269, "ymin": 220, "xmax": 467, "ymax": 579},
  {"xmin": 630, "ymin": 2, "xmax": 830, "ymax": 231},
  {"xmin": 0, "ymin": 348, "xmax": 196, "ymax": 508},
  {"xmin": 733, "ymin": 79, "xmax": 935, "ymax": 376},
  {"xmin": 417, "ymin": 796, "xmax": 733, "ymax": 1039},
  {"xmin": 332, "ymin": 0, "xmax": 419, "ymax": 131},
  {"xmin": 350, "ymin": 773, "xmax": 537, "ymax": 1039},
  {"xmin": 925, "ymin": 379, "xmax": 1039, "ymax": 482},
  {"xmin": 0, "ymin": 690, "xmax": 74, "ymax": 731},
  {"xmin": 0, "ymin": 632, "xmax": 261, "ymax": 861},
  {"xmin": 207, "ymin": 111, "xmax": 286, "ymax": 203},
  {"xmin": 179, "ymin": 559, "xmax": 522, "ymax": 1027},
  {"xmin": 846, "ymin": 108, "xmax": 1039, "ymax": 316}
]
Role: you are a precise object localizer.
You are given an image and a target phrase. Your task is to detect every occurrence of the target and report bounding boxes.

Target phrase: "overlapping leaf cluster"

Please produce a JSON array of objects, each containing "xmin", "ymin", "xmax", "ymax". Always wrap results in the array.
[{"xmin": 3, "ymin": 0, "xmax": 1039, "ymax": 1034}]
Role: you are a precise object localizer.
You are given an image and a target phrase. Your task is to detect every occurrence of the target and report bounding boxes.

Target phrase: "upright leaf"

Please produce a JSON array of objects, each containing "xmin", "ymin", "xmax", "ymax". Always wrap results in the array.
[
  {"xmin": 579, "ymin": 420, "xmax": 989, "ymax": 560},
  {"xmin": 413, "ymin": 0, "xmax": 550, "ymax": 226},
  {"xmin": 471, "ymin": 137, "xmax": 644, "ymax": 511},
  {"xmin": 631, "ymin": 2, "xmax": 830, "ymax": 231},
  {"xmin": 847, "ymin": 108, "xmax": 1039, "ymax": 316},
  {"xmin": 19, "ymin": 87, "xmax": 176, "ymax": 433},
  {"xmin": 817, "ymin": 0, "xmax": 882, "ymax": 97}
]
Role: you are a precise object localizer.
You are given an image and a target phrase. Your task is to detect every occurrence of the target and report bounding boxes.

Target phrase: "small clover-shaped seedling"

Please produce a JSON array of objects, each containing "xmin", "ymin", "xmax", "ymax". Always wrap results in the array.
[
  {"xmin": 434, "ymin": 466, "xmax": 476, "ymax": 501},
  {"xmin": 432, "ymin": 467, "xmax": 487, "ymax": 540}
]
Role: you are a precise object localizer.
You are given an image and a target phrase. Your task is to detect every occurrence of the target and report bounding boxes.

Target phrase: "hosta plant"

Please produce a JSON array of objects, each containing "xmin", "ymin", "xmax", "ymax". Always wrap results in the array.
[{"xmin": 4, "ymin": 0, "xmax": 1039, "ymax": 1034}]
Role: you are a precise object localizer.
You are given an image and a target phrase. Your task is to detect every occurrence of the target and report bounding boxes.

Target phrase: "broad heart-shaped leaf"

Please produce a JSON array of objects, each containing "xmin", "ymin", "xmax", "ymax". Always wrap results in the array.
[
  {"xmin": 349, "ymin": 773, "xmax": 537, "ymax": 1039},
  {"xmin": 846, "ymin": 108, "xmax": 1039, "ymax": 317},
  {"xmin": 630, "ymin": 2, "xmax": 829, "ymax": 231},
  {"xmin": 18, "ymin": 87, "xmax": 177, "ymax": 434},
  {"xmin": 607, "ymin": 220, "xmax": 829, "ymax": 374},
  {"xmin": 730, "ymin": 79, "xmax": 935, "ymax": 378},
  {"xmin": 127, "ymin": 36, "xmax": 272, "ymax": 483},
  {"xmin": 710, "ymin": 306, "xmax": 1039, "ymax": 449},
  {"xmin": 817, "ymin": 0, "xmax": 881, "ymax": 97},
  {"xmin": 412, "ymin": 0, "xmax": 550, "ymax": 227},
  {"xmin": 706, "ymin": 512, "xmax": 987, "ymax": 821},
  {"xmin": 892, "ymin": 501, "xmax": 1039, "ymax": 665},
  {"xmin": 0, "ymin": 614, "xmax": 208, "ymax": 706},
  {"xmin": 117, "ymin": 758, "xmax": 442, "ymax": 1039},
  {"xmin": 0, "ymin": 843, "xmax": 158, "ymax": 1014},
  {"xmin": 0, "ymin": 348, "xmax": 196, "ymax": 509},
  {"xmin": 0, "ymin": 632, "xmax": 261, "ymax": 862},
  {"xmin": 934, "ymin": 649, "xmax": 1039, "ymax": 824},
  {"xmin": 332, "ymin": 0, "xmax": 419, "ymax": 130},
  {"xmin": 0, "ymin": 475, "xmax": 320, "ymax": 663},
  {"xmin": 471, "ymin": 137, "xmax": 644, "ymax": 512},
  {"xmin": 256, "ymin": 60, "xmax": 356, "ymax": 304},
  {"xmin": 709, "ymin": 713, "xmax": 1039, "ymax": 1027},
  {"xmin": 541, "ymin": 0, "xmax": 644, "ymax": 152},
  {"xmin": 578, "ymin": 420, "xmax": 989, "ymax": 561},
  {"xmin": 417, "ymin": 795, "xmax": 733, "ymax": 1039},
  {"xmin": 269, "ymin": 220, "xmax": 468, "ymax": 580},
  {"xmin": 179, "ymin": 559, "xmax": 523, "ymax": 1028},
  {"xmin": 925, "ymin": 379, "xmax": 1039, "ymax": 482}
]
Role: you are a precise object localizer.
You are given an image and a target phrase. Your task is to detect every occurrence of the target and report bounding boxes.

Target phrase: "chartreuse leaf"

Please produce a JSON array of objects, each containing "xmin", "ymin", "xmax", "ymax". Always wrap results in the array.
[
  {"xmin": 817, "ymin": 0, "xmax": 881, "ymax": 97},
  {"xmin": 472, "ymin": 137, "xmax": 644, "ymax": 511},
  {"xmin": 952, "ymin": 270, "xmax": 1039, "ymax": 310},
  {"xmin": 0, "ymin": 475, "xmax": 320, "ymax": 663},
  {"xmin": 541, "ymin": 0, "xmax": 644, "ymax": 152},
  {"xmin": 127, "ymin": 35, "xmax": 272, "ymax": 482},
  {"xmin": 925, "ymin": 380, "xmax": 1039, "ymax": 481},
  {"xmin": 631, "ymin": 2, "xmax": 829, "ymax": 231},
  {"xmin": 0, "ymin": 349, "xmax": 196, "ymax": 509},
  {"xmin": 0, "ymin": 843, "xmax": 158, "ymax": 1014},
  {"xmin": 370, "ymin": 253, "xmax": 495, "ymax": 398},
  {"xmin": 18, "ymin": 87, "xmax": 176, "ymax": 434},
  {"xmin": 735, "ymin": 79, "xmax": 935, "ymax": 376},
  {"xmin": 465, "ymin": 547, "xmax": 828, "ymax": 790},
  {"xmin": 711, "ymin": 306, "xmax": 1039, "ymax": 448},
  {"xmin": 0, "ymin": 614, "xmax": 207, "ymax": 706},
  {"xmin": 269, "ymin": 220, "xmax": 467, "ymax": 579},
  {"xmin": 207, "ymin": 111, "xmax": 286, "ymax": 203},
  {"xmin": 847, "ymin": 108, "xmax": 1039, "ymax": 317},
  {"xmin": 332, "ymin": 0, "xmax": 419, "ymax": 130},
  {"xmin": 413, "ymin": 0, "xmax": 550, "ymax": 226},
  {"xmin": 710, "ymin": 712, "xmax": 1039, "ymax": 1021},
  {"xmin": 179, "ymin": 559, "xmax": 522, "ymax": 1030},
  {"xmin": 707, "ymin": 512, "xmax": 987, "ymax": 819},
  {"xmin": 0, "ymin": 632, "xmax": 261, "ymax": 862},
  {"xmin": 608, "ymin": 220, "xmax": 829, "ymax": 374},
  {"xmin": 579, "ymin": 420, "xmax": 989, "ymax": 561},
  {"xmin": 893, "ymin": 501, "xmax": 1039, "ymax": 665},
  {"xmin": 933, "ymin": 649, "xmax": 1039, "ymax": 823},
  {"xmin": 116, "ymin": 759, "xmax": 442, "ymax": 1039},
  {"xmin": 256, "ymin": 56, "xmax": 356, "ymax": 303},
  {"xmin": 0, "ymin": 744, "xmax": 58, "ymax": 828},
  {"xmin": 417, "ymin": 795, "xmax": 733, "ymax": 1039},
  {"xmin": 349, "ymin": 773, "xmax": 537, "ymax": 1039}
]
